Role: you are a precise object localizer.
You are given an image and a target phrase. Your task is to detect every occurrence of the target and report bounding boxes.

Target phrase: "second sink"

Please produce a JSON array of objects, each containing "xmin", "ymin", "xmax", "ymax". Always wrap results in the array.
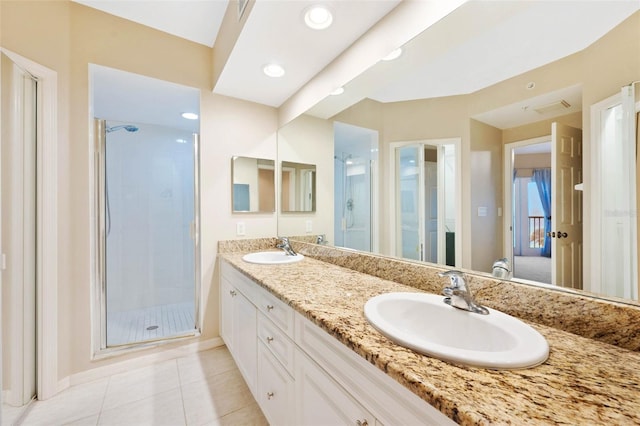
[
  {"xmin": 242, "ymin": 251, "xmax": 304, "ymax": 265},
  {"xmin": 364, "ymin": 292, "xmax": 549, "ymax": 369}
]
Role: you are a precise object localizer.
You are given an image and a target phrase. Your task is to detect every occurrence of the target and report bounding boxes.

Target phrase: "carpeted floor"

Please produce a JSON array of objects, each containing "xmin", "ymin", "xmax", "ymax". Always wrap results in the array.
[{"xmin": 513, "ymin": 255, "xmax": 552, "ymax": 284}]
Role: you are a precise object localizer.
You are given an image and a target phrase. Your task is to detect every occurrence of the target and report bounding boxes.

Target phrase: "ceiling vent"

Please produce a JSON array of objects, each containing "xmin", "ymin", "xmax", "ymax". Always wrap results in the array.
[{"xmin": 533, "ymin": 99, "xmax": 571, "ymax": 114}]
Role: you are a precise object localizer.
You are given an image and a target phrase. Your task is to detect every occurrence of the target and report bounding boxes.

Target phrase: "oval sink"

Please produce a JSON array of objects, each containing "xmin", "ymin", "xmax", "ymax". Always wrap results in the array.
[
  {"xmin": 364, "ymin": 292, "xmax": 549, "ymax": 369},
  {"xmin": 242, "ymin": 251, "xmax": 304, "ymax": 265}
]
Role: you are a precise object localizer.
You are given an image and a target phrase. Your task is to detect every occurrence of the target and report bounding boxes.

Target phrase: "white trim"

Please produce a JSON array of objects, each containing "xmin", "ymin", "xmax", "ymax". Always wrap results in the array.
[
  {"xmin": 62, "ymin": 337, "xmax": 222, "ymax": 390},
  {"xmin": 370, "ymin": 133, "xmax": 380, "ymax": 254},
  {"xmin": 503, "ymin": 135, "xmax": 551, "ymax": 276},
  {"xmin": 1, "ymin": 48, "xmax": 58, "ymax": 401},
  {"xmin": 589, "ymin": 93, "xmax": 640, "ymax": 297}
]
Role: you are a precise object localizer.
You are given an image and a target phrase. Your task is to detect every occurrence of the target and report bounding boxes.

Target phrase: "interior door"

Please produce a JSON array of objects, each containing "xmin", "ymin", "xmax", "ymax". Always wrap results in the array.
[
  {"xmin": 396, "ymin": 145, "xmax": 425, "ymax": 260},
  {"xmin": 551, "ymin": 122, "xmax": 583, "ymax": 288},
  {"xmin": 424, "ymin": 161, "xmax": 438, "ymax": 263}
]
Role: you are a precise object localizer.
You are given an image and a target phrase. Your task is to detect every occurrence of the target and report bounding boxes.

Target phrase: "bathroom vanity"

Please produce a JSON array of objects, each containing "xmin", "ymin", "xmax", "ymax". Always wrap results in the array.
[{"xmin": 218, "ymin": 240, "xmax": 640, "ymax": 425}]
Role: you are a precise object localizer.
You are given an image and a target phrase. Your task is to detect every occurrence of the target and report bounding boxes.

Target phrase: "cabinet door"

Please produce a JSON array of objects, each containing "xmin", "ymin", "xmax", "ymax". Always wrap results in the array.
[
  {"xmin": 234, "ymin": 289, "xmax": 257, "ymax": 393},
  {"xmin": 220, "ymin": 278, "xmax": 235, "ymax": 348},
  {"xmin": 296, "ymin": 350, "xmax": 374, "ymax": 426},
  {"xmin": 257, "ymin": 342, "xmax": 294, "ymax": 425}
]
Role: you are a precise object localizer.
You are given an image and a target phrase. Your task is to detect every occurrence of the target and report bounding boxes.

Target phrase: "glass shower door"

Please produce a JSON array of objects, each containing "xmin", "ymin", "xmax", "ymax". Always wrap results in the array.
[
  {"xmin": 396, "ymin": 145, "xmax": 425, "ymax": 261},
  {"xmin": 98, "ymin": 119, "xmax": 200, "ymax": 348}
]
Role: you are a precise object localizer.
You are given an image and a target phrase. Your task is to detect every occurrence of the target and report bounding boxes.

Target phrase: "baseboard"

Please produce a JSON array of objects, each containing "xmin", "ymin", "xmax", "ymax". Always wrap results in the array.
[{"xmin": 55, "ymin": 337, "xmax": 224, "ymax": 393}]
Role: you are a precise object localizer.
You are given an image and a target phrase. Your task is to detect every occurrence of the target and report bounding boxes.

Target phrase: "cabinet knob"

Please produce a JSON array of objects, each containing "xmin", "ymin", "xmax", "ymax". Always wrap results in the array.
[
  {"xmin": 266, "ymin": 305, "xmax": 274, "ymax": 311},
  {"xmin": 266, "ymin": 336, "xmax": 274, "ymax": 344},
  {"xmin": 229, "ymin": 290, "xmax": 237, "ymax": 297},
  {"xmin": 267, "ymin": 391, "xmax": 275, "ymax": 400},
  {"xmin": 356, "ymin": 420, "xmax": 368, "ymax": 426}
]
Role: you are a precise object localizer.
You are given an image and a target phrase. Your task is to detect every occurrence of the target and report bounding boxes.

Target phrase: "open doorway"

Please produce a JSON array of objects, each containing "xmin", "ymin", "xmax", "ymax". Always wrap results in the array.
[
  {"xmin": 504, "ymin": 123, "xmax": 583, "ymax": 289},
  {"xmin": 511, "ymin": 141, "xmax": 552, "ymax": 283},
  {"xmin": 390, "ymin": 138, "xmax": 461, "ymax": 266}
]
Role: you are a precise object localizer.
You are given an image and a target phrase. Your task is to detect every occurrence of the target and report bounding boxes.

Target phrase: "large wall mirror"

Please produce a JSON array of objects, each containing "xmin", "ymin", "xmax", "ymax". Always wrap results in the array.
[
  {"xmin": 276, "ymin": 1, "xmax": 640, "ymax": 305},
  {"xmin": 281, "ymin": 161, "xmax": 316, "ymax": 213},
  {"xmin": 232, "ymin": 156, "xmax": 276, "ymax": 213}
]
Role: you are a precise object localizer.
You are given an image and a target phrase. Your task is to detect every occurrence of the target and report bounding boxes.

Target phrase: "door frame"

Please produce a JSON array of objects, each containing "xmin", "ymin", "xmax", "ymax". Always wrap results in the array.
[
  {"xmin": 503, "ymin": 135, "xmax": 550, "ymax": 283},
  {"xmin": 92, "ymin": 120, "xmax": 202, "ymax": 356},
  {"xmin": 389, "ymin": 138, "xmax": 462, "ymax": 266},
  {"xmin": 589, "ymin": 92, "xmax": 640, "ymax": 298},
  {"xmin": 1, "ymin": 48, "xmax": 59, "ymax": 401}
]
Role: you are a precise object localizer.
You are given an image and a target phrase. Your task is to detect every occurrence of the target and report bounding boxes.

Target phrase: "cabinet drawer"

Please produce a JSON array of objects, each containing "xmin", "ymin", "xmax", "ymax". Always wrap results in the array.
[
  {"xmin": 258, "ymin": 313, "xmax": 295, "ymax": 375},
  {"xmin": 254, "ymin": 286, "xmax": 295, "ymax": 339},
  {"xmin": 257, "ymin": 342, "xmax": 294, "ymax": 426}
]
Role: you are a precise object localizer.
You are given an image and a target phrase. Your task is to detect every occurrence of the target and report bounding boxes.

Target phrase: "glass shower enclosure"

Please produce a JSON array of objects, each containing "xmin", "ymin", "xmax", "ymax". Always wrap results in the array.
[{"xmin": 96, "ymin": 119, "xmax": 200, "ymax": 349}]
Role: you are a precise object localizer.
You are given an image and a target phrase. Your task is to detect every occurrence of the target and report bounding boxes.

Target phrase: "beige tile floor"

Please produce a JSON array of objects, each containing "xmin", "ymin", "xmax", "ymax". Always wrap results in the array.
[{"xmin": 3, "ymin": 346, "xmax": 268, "ymax": 426}]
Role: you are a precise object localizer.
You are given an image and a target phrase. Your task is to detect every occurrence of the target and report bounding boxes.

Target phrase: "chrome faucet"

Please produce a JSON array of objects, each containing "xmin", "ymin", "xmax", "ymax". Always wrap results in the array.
[
  {"xmin": 276, "ymin": 237, "xmax": 297, "ymax": 256},
  {"xmin": 316, "ymin": 234, "xmax": 327, "ymax": 245},
  {"xmin": 492, "ymin": 257, "xmax": 511, "ymax": 279},
  {"xmin": 439, "ymin": 270, "xmax": 489, "ymax": 315}
]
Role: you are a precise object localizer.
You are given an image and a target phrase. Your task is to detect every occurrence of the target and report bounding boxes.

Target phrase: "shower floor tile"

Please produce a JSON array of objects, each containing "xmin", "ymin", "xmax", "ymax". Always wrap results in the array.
[{"xmin": 106, "ymin": 302, "xmax": 195, "ymax": 346}]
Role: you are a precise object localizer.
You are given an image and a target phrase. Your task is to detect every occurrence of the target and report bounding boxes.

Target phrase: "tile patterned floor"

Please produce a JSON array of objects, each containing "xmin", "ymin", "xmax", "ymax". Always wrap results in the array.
[
  {"xmin": 2, "ymin": 346, "xmax": 267, "ymax": 426},
  {"xmin": 106, "ymin": 302, "xmax": 196, "ymax": 346}
]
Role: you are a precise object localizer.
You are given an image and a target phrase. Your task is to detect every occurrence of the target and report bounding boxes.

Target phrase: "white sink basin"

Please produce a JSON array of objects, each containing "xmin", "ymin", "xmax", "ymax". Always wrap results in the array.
[
  {"xmin": 242, "ymin": 251, "xmax": 304, "ymax": 265},
  {"xmin": 364, "ymin": 292, "xmax": 549, "ymax": 369}
]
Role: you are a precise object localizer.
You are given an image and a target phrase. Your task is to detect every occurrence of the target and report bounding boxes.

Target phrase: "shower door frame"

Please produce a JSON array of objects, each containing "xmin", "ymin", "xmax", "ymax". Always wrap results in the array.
[{"xmin": 93, "ymin": 119, "xmax": 202, "ymax": 357}]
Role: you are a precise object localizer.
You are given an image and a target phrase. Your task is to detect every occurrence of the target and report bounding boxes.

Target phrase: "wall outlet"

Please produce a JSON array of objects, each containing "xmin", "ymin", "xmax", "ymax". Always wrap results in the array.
[
  {"xmin": 305, "ymin": 220, "xmax": 313, "ymax": 233},
  {"xmin": 236, "ymin": 222, "xmax": 246, "ymax": 236}
]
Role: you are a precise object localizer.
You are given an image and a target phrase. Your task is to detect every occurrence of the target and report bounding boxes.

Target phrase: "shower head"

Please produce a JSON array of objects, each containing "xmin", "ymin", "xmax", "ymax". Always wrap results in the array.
[{"xmin": 106, "ymin": 124, "xmax": 139, "ymax": 133}]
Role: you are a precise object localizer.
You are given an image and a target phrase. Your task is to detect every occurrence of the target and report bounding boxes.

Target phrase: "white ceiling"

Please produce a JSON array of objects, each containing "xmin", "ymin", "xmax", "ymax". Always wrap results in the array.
[
  {"xmin": 92, "ymin": 64, "xmax": 200, "ymax": 132},
  {"xmin": 213, "ymin": 0, "xmax": 401, "ymax": 107},
  {"xmin": 309, "ymin": 0, "xmax": 640, "ymax": 127},
  {"xmin": 76, "ymin": 0, "xmax": 640, "ymax": 125},
  {"xmin": 73, "ymin": 0, "xmax": 228, "ymax": 47}
]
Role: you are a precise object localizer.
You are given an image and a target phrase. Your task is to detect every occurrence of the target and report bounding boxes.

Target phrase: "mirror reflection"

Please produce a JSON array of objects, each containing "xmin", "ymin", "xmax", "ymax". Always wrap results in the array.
[
  {"xmin": 277, "ymin": 2, "xmax": 640, "ymax": 304},
  {"xmin": 231, "ymin": 156, "xmax": 275, "ymax": 213},
  {"xmin": 281, "ymin": 161, "xmax": 316, "ymax": 213}
]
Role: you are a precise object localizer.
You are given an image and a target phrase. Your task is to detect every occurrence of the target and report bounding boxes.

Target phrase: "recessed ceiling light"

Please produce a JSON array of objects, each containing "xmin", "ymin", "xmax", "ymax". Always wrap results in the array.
[
  {"xmin": 382, "ymin": 48, "xmax": 402, "ymax": 61},
  {"xmin": 304, "ymin": 5, "xmax": 333, "ymax": 30},
  {"xmin": 330, "ymin": 87, "xmax": 344, "ymax": 96},
  {"xmin": 263, "ymin": 63, "xmax": 285, "ymax": 78},
  {"xmin": 181, "ymin": 112, "xmax": 199, "ymax": 120}
]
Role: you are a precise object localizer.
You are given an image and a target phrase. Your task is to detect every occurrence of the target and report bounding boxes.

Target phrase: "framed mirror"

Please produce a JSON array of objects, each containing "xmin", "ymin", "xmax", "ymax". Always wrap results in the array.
[
  {"xmin": 231, "ymin": 156, "xmax": 275, "ymax": 213},
  {"xmin": 276, "ymin": 2, "xmax": 640, "ymax": 304},
  {"xmin": 281, "ymin": 161, "xmax": 316, "ymax": 213}
]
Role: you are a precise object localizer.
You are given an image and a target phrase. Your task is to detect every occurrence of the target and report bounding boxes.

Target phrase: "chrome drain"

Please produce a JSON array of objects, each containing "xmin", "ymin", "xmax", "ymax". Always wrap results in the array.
[{"xmin": 146, "ymin": 325, "xmax": 159, "ymax": 331}]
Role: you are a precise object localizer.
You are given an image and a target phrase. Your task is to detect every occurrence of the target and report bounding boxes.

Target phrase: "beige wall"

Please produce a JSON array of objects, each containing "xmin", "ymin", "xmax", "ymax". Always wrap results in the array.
[
  {"xmin": 468, "ymin": 120, "xmax": 503, "ymax": 271},
  {"xmin": 277, "ymin": 114, "xmax": 333, "ymax": 237},
  {"xmin": 1, "ymin": 0, "xmax": 278, "ymax": 382}
]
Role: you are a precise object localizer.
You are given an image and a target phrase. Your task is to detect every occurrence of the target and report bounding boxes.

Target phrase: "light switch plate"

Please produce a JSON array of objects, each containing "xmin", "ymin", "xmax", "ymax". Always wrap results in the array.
[
  {"xmin": 305, "ymin": 220, "xmax": 313, "ymax": 233},
  {"xmin": 236, "ymin": 222, "xmax": 246, "ymax": 236}
]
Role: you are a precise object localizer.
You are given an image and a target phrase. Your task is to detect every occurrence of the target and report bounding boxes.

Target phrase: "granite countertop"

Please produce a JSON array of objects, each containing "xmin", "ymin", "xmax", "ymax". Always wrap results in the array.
[{"xmin": 219, "ymin": 251, "xmax": 640, "ymax": 425}]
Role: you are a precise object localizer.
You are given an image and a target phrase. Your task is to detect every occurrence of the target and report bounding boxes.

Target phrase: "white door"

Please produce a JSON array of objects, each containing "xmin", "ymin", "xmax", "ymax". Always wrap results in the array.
[
  {"xmin": 1, "ymin": 52, "xmax": 37, "ymax": 407},
  {"xmin": 551, "ymin": 123, "xmax": 583, "ymax": 288},
  {"xmin": 424, "ymin": 162, "xmax": 438, "ymax": 263}
]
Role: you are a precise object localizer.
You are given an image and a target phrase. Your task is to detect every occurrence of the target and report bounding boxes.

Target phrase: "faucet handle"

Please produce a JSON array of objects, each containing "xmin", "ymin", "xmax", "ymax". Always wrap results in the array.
[{"xmin": 438, "ymin": 270, "xmax": 466, "ymax": 289}]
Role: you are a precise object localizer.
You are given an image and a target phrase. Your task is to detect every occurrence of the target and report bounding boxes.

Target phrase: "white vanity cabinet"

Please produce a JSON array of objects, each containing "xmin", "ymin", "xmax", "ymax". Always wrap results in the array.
[
  {"xmin": 220, "ymin": 267, "xmax": 257, "ymax": 392},
  {"xmin": 296, "ymin": 349, "xmax": 375, "ymax": 426},
  {"xmin": 219, "ymin": 260, "xmax": 455, "ymax": 426}
]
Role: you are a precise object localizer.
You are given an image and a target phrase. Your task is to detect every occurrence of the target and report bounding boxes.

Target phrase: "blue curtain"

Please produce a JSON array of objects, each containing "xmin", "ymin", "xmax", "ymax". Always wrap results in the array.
[{"xmin": 532, "ymin": 168, "xmax": 552, "ymax": 257}]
